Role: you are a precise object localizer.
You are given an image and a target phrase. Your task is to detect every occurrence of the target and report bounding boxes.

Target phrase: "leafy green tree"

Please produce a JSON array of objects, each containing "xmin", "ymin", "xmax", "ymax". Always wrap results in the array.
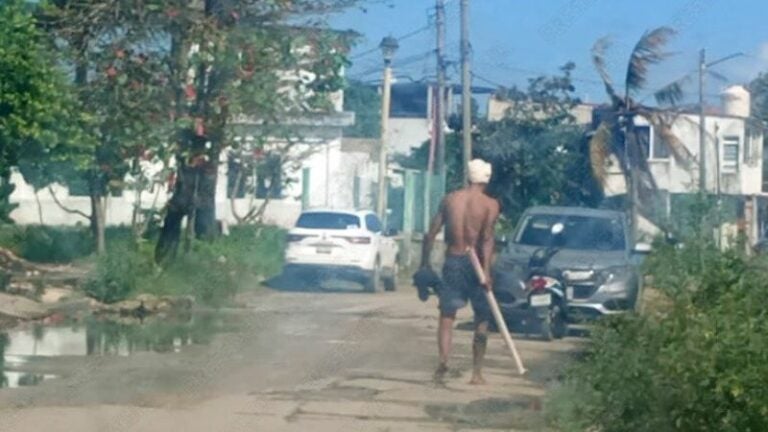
[
  {"xmin": 343, "ymin": 81, "xmax": 381, "ymax": 138},
  {"xmin": 42, "ymin": 1, "xmax": 355, "ymax": 259},
  {"xmin": 0, "ymin": 0, "xmax": 87, "ymax": 223},
  {"xmin": 398, "ymin": 63, "xmax": 602, "ymax": 224}
]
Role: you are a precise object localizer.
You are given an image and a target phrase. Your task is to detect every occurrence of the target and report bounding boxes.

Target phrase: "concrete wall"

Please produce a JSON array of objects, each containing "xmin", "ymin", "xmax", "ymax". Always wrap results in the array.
[
  {"xmin": 9, "ymin": 136, "xmax": 375, "ymax": 230},
  {"xmin": 388, "ymin": 117, "xmax": 431, "ymax": 156},
  {"xmin": 486, "ymin": 99, "xmax": 594, "ymax": 125}
]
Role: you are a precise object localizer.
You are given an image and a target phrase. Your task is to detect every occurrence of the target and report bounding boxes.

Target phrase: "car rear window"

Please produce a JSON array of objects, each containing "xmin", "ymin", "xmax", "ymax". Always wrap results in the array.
[
  {"xmin": 296, "ymin": 212, "xmax": 361, "ymax": 230},
  {"xmin": 516, "ymin": 214, "xmax": 626, "ymax": 251}
]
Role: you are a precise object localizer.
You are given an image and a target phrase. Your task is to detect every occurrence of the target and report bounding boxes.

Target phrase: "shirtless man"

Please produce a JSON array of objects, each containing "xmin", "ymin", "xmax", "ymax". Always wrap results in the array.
[{"xmin": 420, "ymin": 159, "xmax": 501, "ymax": 385}]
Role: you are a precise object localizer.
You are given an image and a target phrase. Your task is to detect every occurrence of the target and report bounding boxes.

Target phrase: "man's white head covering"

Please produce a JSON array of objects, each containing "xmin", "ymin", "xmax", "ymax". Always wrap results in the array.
[{"xmin": 468, "ymin": 159, "xmax": 492, "ymax": 184}]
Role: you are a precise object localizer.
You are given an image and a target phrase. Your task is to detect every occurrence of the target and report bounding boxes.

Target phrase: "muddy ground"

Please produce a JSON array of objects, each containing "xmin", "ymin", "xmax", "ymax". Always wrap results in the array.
[{"xmin": 0, "ymin": 280, "xmax": 582, "ymax": 431}]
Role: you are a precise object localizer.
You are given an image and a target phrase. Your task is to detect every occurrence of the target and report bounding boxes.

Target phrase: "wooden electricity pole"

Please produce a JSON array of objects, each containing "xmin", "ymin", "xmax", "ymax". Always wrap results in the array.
[
  {"xmin": 460, "ymin": 0, "xmax": 472, "ymax": 185},
  {"xmin": 435, "ymin": 0, "xmax": 447, "ymax": 177}
]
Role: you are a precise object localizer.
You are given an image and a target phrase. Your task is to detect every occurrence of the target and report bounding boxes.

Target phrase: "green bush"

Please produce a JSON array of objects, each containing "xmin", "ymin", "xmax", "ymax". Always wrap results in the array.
[
  {"xmin": 83, "ymin": 224, "xmax": 285, "ymax": 305},
  {"xmin": 0, "ymin": 225, "xmax": 133, "ymax": 263},
  {"xmin": 83, "ymin": 240, "xmax": 153, "ymax": 303},
  {"xmin": 548, "ymin": 236, "xmax": 768, "ymax": 432}
]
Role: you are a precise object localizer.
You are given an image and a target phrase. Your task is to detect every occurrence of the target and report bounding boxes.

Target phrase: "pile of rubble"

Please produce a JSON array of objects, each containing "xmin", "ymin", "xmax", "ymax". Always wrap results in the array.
[{"xmin": 0, "ymin": 247, "xmax": 83, "ymax": 326}]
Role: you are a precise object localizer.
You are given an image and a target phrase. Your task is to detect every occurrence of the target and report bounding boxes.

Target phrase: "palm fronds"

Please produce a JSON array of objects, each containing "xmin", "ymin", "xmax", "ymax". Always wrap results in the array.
[
  {"xmin": 591, "ymin": 37, "xmax": 622, "ymax": 107},
  {"xmin": 654, "ymin": 76, "xmax": 688, "ymax": 106},
  {"xmin": 625, "ymin": 27, "xmax": 676, "ymax": 96},
  {"xmin": 642, "ymin": 110, "xmax": 692, "ymax": 164},
  {"xmin": 589, "ymin": 122, "xmax": 612, "ymax": 185}
]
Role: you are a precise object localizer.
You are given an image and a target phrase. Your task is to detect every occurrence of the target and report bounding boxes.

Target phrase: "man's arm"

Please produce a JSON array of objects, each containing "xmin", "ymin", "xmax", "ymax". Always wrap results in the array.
[
  {"xmin": 420, "ymin": 200, "xmax": 445, "ymax": 269},
  {"xmin": 479, "ymin": 199, "xmax": 501, "ymax": 288}
]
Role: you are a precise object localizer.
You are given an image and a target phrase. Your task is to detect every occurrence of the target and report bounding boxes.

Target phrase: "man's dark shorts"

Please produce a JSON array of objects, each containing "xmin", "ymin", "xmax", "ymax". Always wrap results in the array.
[{"xmin": 439, "ymin": 254, "xmax": 492, "ymax": 323}]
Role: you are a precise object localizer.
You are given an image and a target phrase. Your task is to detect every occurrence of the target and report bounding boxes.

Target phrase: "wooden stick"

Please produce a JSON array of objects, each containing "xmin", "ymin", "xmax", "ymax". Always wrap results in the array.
[{"xmin": 467, "ymin": 248, "xmax": 527, "ymax": 375}]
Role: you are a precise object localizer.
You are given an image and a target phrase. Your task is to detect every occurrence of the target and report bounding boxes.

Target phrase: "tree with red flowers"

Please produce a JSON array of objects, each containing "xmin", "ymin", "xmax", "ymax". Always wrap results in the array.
[{"xmin": 43, "ymin": 0, "xmax": 355, "ymax": 259}]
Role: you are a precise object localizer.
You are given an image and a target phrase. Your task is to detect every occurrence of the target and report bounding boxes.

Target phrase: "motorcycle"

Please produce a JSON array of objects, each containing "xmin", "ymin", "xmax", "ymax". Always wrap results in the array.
[{"xmin": 524, "ymin": 223, "xmax": 568, "ymax": 341}]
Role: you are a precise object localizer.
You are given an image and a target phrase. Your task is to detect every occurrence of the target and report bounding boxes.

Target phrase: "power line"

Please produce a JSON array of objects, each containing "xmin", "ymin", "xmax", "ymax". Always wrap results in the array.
[
  {"xmin": 349, "ymin": 21, "xmax": 433, "ymax": 62},
  {"xmin": 349, "ymin": 50, "xmax": 435, "ymax": 80},
  {"xmin": 472, "ymin": 72, "xmax": 504, "ymax": 88}
]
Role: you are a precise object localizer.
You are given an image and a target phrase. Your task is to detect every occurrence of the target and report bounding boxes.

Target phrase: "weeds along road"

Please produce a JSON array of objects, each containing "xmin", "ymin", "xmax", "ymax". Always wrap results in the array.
[{"xmin": 0, "ymin": 280, "xmax": 583, "ymax": 431}]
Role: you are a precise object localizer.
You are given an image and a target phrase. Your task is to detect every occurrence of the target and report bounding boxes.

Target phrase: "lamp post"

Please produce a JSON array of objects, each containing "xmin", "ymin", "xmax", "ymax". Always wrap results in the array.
[{"xmin": 377, "ymin": 36, "xmax": 398, "ymax": 221}]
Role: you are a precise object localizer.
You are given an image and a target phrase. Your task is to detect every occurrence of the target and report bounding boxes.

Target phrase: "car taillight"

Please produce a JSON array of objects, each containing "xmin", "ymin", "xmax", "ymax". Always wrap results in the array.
[
  {"xmin": 287, "ymin": 234, "xmax": 308, "ymax": 242},
  {"xmin": 335, "ymin": 236, "xmax": 371, "ymax": 244},
  {"xmin": 530, "ymin": 277, "xmax": 547, "ymax": 291}
]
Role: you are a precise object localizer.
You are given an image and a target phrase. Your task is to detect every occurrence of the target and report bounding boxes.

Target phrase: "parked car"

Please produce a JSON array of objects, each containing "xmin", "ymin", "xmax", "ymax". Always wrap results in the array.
[
  {"xmin": 283, "ymin": 209, "xmax": 399, "ymax": 292},
  {"xmin": 492, "ymin": 206, "xmax": 651, "ymax": 324}
]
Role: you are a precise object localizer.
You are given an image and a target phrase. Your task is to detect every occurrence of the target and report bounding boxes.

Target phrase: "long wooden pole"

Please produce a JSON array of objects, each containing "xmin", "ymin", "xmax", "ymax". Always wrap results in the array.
[{"xmin": 467, "ymin": 248, "xmax": 527, "ymax": 375}]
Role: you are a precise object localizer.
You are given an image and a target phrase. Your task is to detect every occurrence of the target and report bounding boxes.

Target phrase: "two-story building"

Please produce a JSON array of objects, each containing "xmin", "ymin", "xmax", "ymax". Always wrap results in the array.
[{"xmin": 598, "ymin": 85, "xmax": 767, "ymax": 244}]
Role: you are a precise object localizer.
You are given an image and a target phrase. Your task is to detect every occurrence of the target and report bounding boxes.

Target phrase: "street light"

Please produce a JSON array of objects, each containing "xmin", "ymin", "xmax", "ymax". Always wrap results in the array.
[
  {"xmin": 379, "ymin": 36, "xmax": 399, "ymax": 65},
  {"xmin": 377, "ymin": 36, "xmax": 398, "ymax": 221}
]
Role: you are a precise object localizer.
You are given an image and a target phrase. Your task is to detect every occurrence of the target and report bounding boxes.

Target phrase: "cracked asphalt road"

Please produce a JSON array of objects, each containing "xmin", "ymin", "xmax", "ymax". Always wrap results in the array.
[{"xmin": 0, "ymin": 282, "xmax": 582, "ymax": 431}]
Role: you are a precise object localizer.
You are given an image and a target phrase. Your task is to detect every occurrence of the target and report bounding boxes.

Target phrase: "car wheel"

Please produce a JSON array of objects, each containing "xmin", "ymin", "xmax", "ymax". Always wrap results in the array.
[
  {"xmin": 384, "ymin": 261, "xmax": 399, "ymax": 292},
  {"xmin": 365, "ymin": 259, "xmax": 382, "ymax": 293}
]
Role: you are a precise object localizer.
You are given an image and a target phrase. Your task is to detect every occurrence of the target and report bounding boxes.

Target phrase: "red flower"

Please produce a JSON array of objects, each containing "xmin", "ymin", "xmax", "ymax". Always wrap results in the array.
[
  {"xmin": 185, "ymin": 84, "xmax": 197, "ymax": 100},
  {"xmin": 106, "ymin": 66, "xmax": 118, "ymax": 78},
  {"xmin": 194, "ymin": 118, "xmax": 205, "ymax": 136}
]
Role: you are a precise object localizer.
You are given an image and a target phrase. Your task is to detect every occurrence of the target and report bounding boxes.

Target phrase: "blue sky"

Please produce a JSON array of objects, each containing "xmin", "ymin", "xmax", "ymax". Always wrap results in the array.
[{"xmin": 329, "ymin": 0, "xmax": 768, "ymax": 105}]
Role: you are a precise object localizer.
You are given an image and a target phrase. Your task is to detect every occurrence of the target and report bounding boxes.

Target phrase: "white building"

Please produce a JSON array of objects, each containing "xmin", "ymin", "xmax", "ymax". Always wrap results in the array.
[{"xmin": 599, "ymin": 85, "xmax": 767, "ymax": 243}]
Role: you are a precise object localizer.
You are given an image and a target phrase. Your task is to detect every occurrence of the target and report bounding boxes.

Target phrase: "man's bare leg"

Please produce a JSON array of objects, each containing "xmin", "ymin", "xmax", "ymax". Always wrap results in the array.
[
  {"xmin": 435, "ymin": 311, "xmax": 455, "ymax": 382},
  {"xmin": 469, "ymin": 320, "xmax": 489, "ymax": 385}
]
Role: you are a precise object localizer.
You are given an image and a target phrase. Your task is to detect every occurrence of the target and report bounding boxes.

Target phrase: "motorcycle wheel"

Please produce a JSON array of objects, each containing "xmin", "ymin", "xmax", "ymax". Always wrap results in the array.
[
  {"xmin": 540, "ymin": 310, "xmax": 554, "ymax": 342},
  {"xmin": 551, "ymin": 305, "xmax": 567, "ymax": 339}
]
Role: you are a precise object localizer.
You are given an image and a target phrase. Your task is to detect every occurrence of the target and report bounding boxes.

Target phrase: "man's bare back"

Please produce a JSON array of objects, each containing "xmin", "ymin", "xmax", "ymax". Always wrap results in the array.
[
  {"xmin": 442, "ymin": 188, "xmax": 499, "ymax": 261},
  {"xmin": 422, "ymin": 185, "xmax": 500, "ymax": 282}
]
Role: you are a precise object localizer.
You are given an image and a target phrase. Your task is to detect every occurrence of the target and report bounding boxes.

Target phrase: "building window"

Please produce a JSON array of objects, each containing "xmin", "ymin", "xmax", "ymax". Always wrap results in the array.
[
  {"xmin": 722, "ymin": 136, "xmax": 740, "ymax": 173},
  {"xmin": 227, "ymin": 152, "xmax": 283, "ymax": 200},
  {"xmin": 636, "ymin": 126, "xmax": 670, "ymax": 161},
  {"xmin": 255, "ymin": 154, "xmax": 283, "ymax": 199}
]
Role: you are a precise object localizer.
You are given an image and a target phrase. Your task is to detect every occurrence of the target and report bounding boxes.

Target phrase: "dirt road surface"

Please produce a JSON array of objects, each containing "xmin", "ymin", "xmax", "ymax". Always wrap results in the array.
[{"xmin": 0, "ymin": 282, "xmax": 581, "ymax": 431}]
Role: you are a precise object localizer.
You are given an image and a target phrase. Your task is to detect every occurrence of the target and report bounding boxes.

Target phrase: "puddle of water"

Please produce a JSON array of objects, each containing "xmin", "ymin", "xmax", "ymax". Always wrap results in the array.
[
  {"xmin": 1, "ymin": 371, "xmax": 58, "ymax": 389},
  {"xmin": 0, "ymin": 311, "xmax": 241, "ymax": 389}
]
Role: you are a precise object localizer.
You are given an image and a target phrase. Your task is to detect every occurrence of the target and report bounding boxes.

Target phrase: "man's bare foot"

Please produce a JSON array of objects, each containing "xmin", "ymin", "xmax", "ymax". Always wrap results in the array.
[
  {"xmin": 433, "ymin": 363, "xmax": 449, "ymax": 383},
  {"xmin": 469, "ymin": 373, "xmax": 486, "ymax": 385}
]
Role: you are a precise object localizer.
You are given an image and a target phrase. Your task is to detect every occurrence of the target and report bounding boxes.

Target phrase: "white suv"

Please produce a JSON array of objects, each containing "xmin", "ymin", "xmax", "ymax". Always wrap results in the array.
[{"xmin": 283, "ymin": 209, "xmax": 400, "ymax": 292}]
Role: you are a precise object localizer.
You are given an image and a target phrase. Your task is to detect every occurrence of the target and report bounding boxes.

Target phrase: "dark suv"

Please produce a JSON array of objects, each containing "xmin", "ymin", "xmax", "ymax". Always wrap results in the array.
[{"xmin": 492, "ymin": 206, "xmax": 650, "ymax": 323}]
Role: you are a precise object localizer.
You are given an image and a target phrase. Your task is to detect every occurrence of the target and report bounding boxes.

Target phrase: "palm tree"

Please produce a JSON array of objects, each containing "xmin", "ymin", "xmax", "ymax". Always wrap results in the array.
[{"xmin": 588, "ymin": 27, "xmax": 692, "ymax": 234}]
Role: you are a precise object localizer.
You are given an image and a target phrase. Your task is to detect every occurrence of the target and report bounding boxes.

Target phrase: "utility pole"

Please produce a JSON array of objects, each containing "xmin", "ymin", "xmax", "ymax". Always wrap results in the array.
[
  {"xmin": 460, "ymin": 0, "xmax": 472, "ymax": 185},
  {"xmin": 698, "ymin": 48, "xmax": 707, "ymax": 192},
  {"xmin": 435, "ymin": 0, "xmax": 447, "ymax": 177},
  {"xmin": 377, "ymin": 37, "xmax": 398, "ymax": 221}
]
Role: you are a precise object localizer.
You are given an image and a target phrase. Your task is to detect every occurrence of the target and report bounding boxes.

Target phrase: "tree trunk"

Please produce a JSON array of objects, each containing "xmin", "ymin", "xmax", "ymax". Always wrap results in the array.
[
  {"xmin": 34, "ymin": 190, "xmax": 44, "ymax": 225},
  {"xmin": 90, "ymin": 193, "xmax": 106, "ymax": 255},
  {"xmin": 155, "ymin": 163, "xmax": 194, "ymax": 263},
  {"xmin": 194, "ymin": 158, "xmax": 218, "ymax": 240}
]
